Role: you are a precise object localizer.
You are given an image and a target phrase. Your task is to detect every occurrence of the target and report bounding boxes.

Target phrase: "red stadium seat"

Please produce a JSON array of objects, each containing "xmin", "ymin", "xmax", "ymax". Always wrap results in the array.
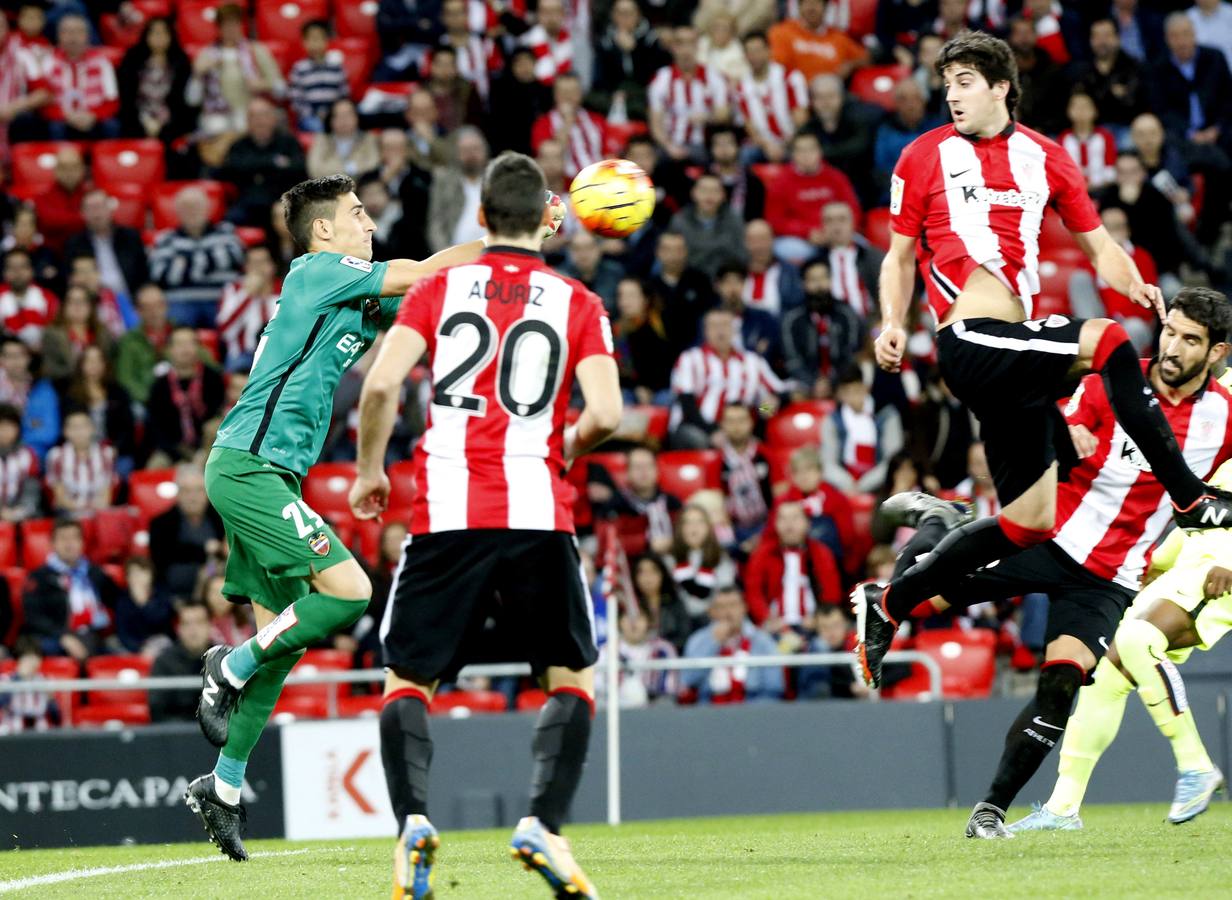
[
  {"xmin": 583, "ymin": 451, "xmax": 628, "ymax": 487},
  {"xmin": 337, "ymin": 693, "xmax": 383, "ymax": 717},
  {"xmin": 863, "ymin": 207, "xmax": 892, "ymax": 251},
  {"xmin": 431, "ymin": 690, "xmax": 508, "ymax": 715},
  {"xmin": 847, "ymin": 0, "xmax": 878, "ymax": 38},
  {"xmin": 326, "ymin": 38, "xmax": 377, "ymax": 97},
  {"xmin": 849, "ymin": 64, "xmax": 911, "ymax": 112},
  {"xmin": 1034, "ymin": 257, "xmax": 1082, "ymax": 319},
  {"xmin": 92, "ymin": 138, "xmax": 166, "ymax": 190},
  {"xmin": 20, "ymin": 519, "xmax": 54, "ymax": 570},
  {"xmin": 263, "ymin": 39, "xmax": 296, "ymax": 77},
  {"xmin": 303, "ymin": 462, "xmax": 359, "ymax": 522},
  {"xmin": 0, "ymin": 522, "xmax": 16, "ymax": 569},
  {"xmin": 761, "ymin": 445, "xmax": 795, "ymax": 490},
  {"xmin": 2, "ymin": 568, "xmax": 22, "ymax": 645},
  {"xmin": 235, "ymin": 226, "xmax": 267, "ymax": 247},
  {"xmin": 604, "ymin": 120, "xmax": 648, "ymax": 156},
  {"xmin": 101, "ymin": 562, "xmax": 127, "ymax": 589},
  {"xmin": 85, "ymin": 655, "xmax": 151, "ymax": 705},
  {"xmin": 656, "ymin": 450, "xmax": 722, "ymax": 500},
  {"xmin": 11, "ymin": 142, "xmax": 88, "ymax": 192},
  {"xmin": 256, "ymin": 0, "xmax": 328, "ymax": 41},
  {"xmin": 1038, "ymin": 209, "xmax": 1080, "ymax": 255},
  {"xmin": 766, "ymin": 400, "xmax": 834, "ymax": 451},
  {"xmin": 100, "ymin": 15, "xmax": 142, "ymax": 49},
  {"xmin": 196, "ymin": 328, "xmax": 220, "ymax": 362},
  {"xmin": 75, "ymin": 702, "xmax": 150, "ymax": 726},
  {"xmin": 128, "ymin": 468, "xmax": 179, "ymax": 522},
  {"xmin": 176, "ymin": 0, "xmax": 221, "ymax": 46},
  {"xmin": 280, "ymin": 648, "xmax": 352, "ymax": 713},
  {"xmin": 152, "ymin": 180, "xmax": 228, "ymax": 230},
  {"xmin": 336, "ymin": 0, "xmax": 379, "ymax": 37},
  {"xmin": 388, "ymin": 460, "xmax": 417, "ymax": 509},
  {"xmin": 516, "ymin": 688, "xmax": 548, "ymax": 711},
  {"xmin": 273, "ymin": 695, "xmax": 330, "ymax": 719},
  {"xmin": 883, "ymin": 628, "xmax": 997, "ymax": 700},
  {"xmin": 133, "ymin": 0, "xmax": 172, "ymax": 17},
  {"xmin": 103, "ymin": 182, "xmax": 148, "ymax": 230},
  {"xmin": 86, "ymin": 507, "xmax": 138, "ymax": 563},
  {"xmin": 622, "ymin": 404, "xmax": 670, "ymax": 446},
  {"xmin": 348, "ymin": 517, "xmax": 378, "ymax": 564}
]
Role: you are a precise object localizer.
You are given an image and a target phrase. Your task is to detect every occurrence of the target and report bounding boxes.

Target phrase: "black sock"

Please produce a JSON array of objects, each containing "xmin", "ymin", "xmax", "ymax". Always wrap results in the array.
[
  {"xmin": 529, "ymin": 692, "xmax": 592, "ymax": 834},
  {"xmin": 891, "ymin": 516, "xmax": 950, "ymax": 582},
  {"xmin": 885, "ymin": 518, "xmax": 1023, "ymax": 621},
  {"xmin": 380, "ymin": 694, "xmax": 433, "ymax": 826},
  {"xmin": 1100, "ymin": 341, "xmax": 1204, "ymax": 507},
  {"xmin": 984, "ymin": 662, "xmax": 1084, "ymax": 810}
]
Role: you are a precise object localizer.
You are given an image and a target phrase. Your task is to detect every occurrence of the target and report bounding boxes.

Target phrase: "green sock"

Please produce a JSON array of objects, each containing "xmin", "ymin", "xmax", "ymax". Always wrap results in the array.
[
  {"xmin": 1046, "ymin": 657, "xmax": 1133, "ymax": 817},
  {"xmin": 237, "ymin": 594, "xmax": 367, "ymax": 674},
  {"xmin": 220, "ymin": 651, "xmax": 302, "ymax": 765}
]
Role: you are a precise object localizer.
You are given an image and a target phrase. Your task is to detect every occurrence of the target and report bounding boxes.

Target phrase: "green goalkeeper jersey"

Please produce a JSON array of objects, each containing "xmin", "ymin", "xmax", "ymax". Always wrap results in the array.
[{"xmin": 213, "ymin": 251, "xmax": 398, "ymax": 476}]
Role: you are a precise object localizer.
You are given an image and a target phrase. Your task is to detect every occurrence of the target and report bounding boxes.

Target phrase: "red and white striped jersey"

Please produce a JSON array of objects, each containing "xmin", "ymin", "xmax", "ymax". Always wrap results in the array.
[
  {"xmin": 827, "ymin": 245, "xmax": 871, "ymax": 318},
  {"xmin": 735, "ymin": 63, "xmax": 808, "ymax": 143},
  {"xmin": 37, "ymin": 48, "xmax": 120, "ymax": 122},
  {"xmin": 0, "ymin": 283, "xmax": 58, "ymax": 349},
  {"xmin": 889, "ymin": 122, "xmax": 1101, "ymax": 322},
  {"xmin": 669, "ymin": 344, "xmax": 785, "ymax": 427},
  {"xmin": 0, "ymin": 445, "xmax": 37, "ymax": 506},
  {"xmin": 444, "ymin": 34, "xmax": 502, "ymax": 100},
  {"xmin": 530, "ymin": 108, "xmax": 606, "ymax": 180},
  {"xmin": 46, "ymin": 441, "xmax": 115, "ymax": 508},
  {"xmin": 520, "ymin": 24, "xmax": 572, "ymax": 84},
  {"xmin": 647, "ymin": 64, "xmax": 730, "ymax": 148},
  {"xmin": 216, "ymin": 281, "xmax": 278, "ymax": 362},
  {"xmin": 396, "ymin": 247, "xmax": 613, "ymax": 535},
  {"xmin": 742, "ymin": 264, "xmax": 784, "ymax": 316},
  {"xmin": 1059, "ymin": 126, "xmax": 1117, "ymax": 190},
  {"xmin": 1054, "ymin": 364, "xmax": 1232, "ymax": 590}
]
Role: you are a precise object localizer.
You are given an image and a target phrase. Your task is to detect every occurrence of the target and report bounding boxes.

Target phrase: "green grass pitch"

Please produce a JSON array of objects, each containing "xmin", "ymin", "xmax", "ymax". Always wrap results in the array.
[{"xmin": 1, "ymin": 805, "xmax": 1229, "ymax": 898}]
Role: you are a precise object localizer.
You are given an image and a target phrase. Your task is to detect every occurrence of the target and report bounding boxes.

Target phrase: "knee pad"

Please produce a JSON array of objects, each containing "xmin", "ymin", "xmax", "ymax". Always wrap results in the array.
[
  {"xmin": 998, "ymin": 514, "xmax": 1056, "ymax": 548},
  {"xmin": 1091, "ymin": 320, "xmax": 1130, "ymax": 370}
]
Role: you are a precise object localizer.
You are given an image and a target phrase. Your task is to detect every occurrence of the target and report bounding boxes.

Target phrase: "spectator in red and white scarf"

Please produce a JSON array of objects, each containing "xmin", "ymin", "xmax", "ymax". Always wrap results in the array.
[
  {"xmin": 66, "ymin": 255, "xmax": 132, "ymax": 340},
  {"xmin": 530, "ymin": 72, "xmax": 607, "ymax": 180},
  {"xmin": 37, "ymin": 14, "xmax": 121, "ymax": 140},
  {"xmin": 707, "ymin": 126, "xmax": 765, "ymax": 222},
  {"xmin": 679, "ymin": 587, "xmax": 782, "ymax": 704},
  {"xmin": 441, "ymin": 0, "xmax": 503, "ymax": 102},
  {"xmin": 0, "ymin": 13, "xmax": 50, "ymax": 157},
  {"xmin": 596, "ymin": 601, "xmax": 680, "ymax": 707},
  {"xmin": 666, "ymin": 504, "xmax": 738, "ymax": 622},
  {"xmin": 714, "ymin": 404, "xmax": 772, "ymax": 545},
  {"xmin": 1059, "ymin": 91, "xmax": 1117, "ymax": 190},
  {"xmin": 589, "ymin": 446, "xmax": 683, "ymax": 554},
  {"xmin": 21, "ymin": 519, "xmax": 120, "ymax": 660},
  {"xmin": 745, "ymin": 500, "xmax": 842, "ymax": 633},
  {"xmin": 820, "ymin": 365, "xmax": 904, "ymax": 495},
  {"xmin": 142, "ymin": 327, "xmax": 225, "ymax": 467},
  {"xmin": 0, "ymin": 404, "xmax": 40, "ymax": 524},
  {"xmin": 0, "ymin": 249, "xmax": 58, "ymax": 350},
  {"xmin": 741, "ymin": 220, "xmax": 804, "ymax": 319},
  {"xmin": 217, "ymin": 244, "xmax": 279, "ymax": 370},
  {"xmin": 781, "ymin": 445, "xmax": 857, "ymax": 574},
  {"xmin": 814, "ymin": 201, "xmax": 883, "ymax": 321},
  {"xmin": 45, "ymin": 410, "xmax": 115, "ymax": 517},
  {"xmin": 648, "ymin": 25, "xmax": 731, "ymax": 162},
  {"xmin": 520, "ymin": 0, "xmax": 572, "ymax": 84}
]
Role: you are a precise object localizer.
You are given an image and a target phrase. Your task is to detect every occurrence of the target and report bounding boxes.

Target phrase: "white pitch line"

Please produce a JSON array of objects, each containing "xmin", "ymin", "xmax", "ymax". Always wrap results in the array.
[{"xmin": 0, "ymin": 847, "xmax": 319, "ymax": 893}]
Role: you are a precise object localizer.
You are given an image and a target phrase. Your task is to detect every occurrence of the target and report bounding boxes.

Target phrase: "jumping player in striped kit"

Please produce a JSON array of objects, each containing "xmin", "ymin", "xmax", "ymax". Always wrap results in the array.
[
  {"xmin": 350, "ymin": 151, "xmax": 621, "ymax": 900},
  {"xmin": 852, "ymin": 31, "xmax": 1232, "ymax": 833}
]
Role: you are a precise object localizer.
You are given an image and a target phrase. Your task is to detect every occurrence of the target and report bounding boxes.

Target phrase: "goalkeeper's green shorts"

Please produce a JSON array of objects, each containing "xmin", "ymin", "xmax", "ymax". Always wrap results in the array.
[
  {"xmin": 1128, "ymin": 563, "xmax": 1232, "ymax": 663},
  {"xmin": 204, "ymin": 446, "xmax": 352, "ymax": 614}
]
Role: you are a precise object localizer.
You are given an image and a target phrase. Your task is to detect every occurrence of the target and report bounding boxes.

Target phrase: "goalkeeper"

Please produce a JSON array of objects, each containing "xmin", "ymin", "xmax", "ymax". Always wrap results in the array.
[{"xmin": 1013, "ymin": 459, "xmax": 1232, "ymax": 832}]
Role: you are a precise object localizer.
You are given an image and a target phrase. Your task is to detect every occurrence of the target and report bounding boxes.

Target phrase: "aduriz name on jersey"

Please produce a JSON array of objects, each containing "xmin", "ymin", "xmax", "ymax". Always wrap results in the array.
[{"xmin": 468, "ymin": 279, "xmax": 544, "ymax": 306}]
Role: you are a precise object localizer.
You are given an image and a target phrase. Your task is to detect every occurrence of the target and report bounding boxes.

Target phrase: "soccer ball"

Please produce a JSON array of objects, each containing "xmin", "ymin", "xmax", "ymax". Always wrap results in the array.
[{"xmin": 568, "ymin": 159, "xmax": 656, "ymax": 238}]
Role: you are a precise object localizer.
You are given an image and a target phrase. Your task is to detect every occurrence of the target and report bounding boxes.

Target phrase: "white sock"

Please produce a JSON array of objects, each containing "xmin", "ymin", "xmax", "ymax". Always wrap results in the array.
[
  {"xmin": 220, "ymin": 655, "xmax": 247, "ymax": 690},
  {"xmin": 212, "ymin": 776, "xmax": 242, "ymax": 806}
]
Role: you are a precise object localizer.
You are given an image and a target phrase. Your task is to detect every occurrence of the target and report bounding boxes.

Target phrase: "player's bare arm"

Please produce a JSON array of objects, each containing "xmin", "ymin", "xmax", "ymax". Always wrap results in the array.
[
  {"xmin": 350, "ymin": 323, "xmax": 428, "ymax": 518},
  {"xmin": 378, "ymin": 241, "xmax": 487, "ymax": 298},
  {"xmin": 874, "ymin": 232, "xmax": 916, "ymax": 372},
  {"xmin": 564, "ymin": 355, "xmax": 623, "ymax": 461},
  {"xmin": 1072, "ymin": 225, "xmax": 1165, "ymax": 320}
]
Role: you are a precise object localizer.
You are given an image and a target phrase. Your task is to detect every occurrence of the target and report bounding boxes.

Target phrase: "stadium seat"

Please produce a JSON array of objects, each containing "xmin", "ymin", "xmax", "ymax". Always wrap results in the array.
[
  {"xmin": 1038, "ymin": 209, "xmax": 1080, "ymax": 255},
  {"xmin": 347, "ymin": 517, "xmax": 378, "ymax": 564},
  {"xmin": 387, "ymin": 459, "xmax": 418, "ymax": 509},
  {"xmin": 176, "ymin": 0, "xmax": 221, "ymax": 46},
  {"xmin": 584, "ymin": 451, "xmax": 628, "ymax": 487},
  {"xmin": 327, "ymin": 38, "xmax": 377, "ymax": 97},
  {"xmin": 280, "ymin": 648, "xmax": 353, "ymax": 712},
  {"xmin": 1034, "ymin": 257, "xmax": 1081, "ymax": 318},
  {"xmin": 2, "ymin": 568, "xmax": 23, "ymax": 645},
  {"xmin": 151, "ymin": 180, "xmax": 228, "ymax": 230},
  {"xmin": 256, "ymin": 0, "xmax": 328, "ymax": 41},
  {"xmin": 133, "ymin": 0, "xmax": 172, "ymax": 16},
  {"xmin": 863, "ymin": 207, "xmax": 892, "ymax": 251},
  {"xmin": 101, "ymin": 562, "xmax": 127, "ymax": 589},
  {"xmin": 273, "ymin": 695, "xmax": 330, "ymax": 719},
  {"xmin": 20, "ymin": 519, "xmax": 54, "ymax": 570},
  {"xmin": 11, "ymin": 142, "xmax": 88, "ymax": 192},
  {"xmin": 84, "ymin": 655, "xmax": 151, "ymax": 705},
  {"xmin": 104, "ymin": 182, "xmax": 148, "ymax": 230},
  {"xmin": 850, "ymin": 64, "xmax": 911, "ymax": 111},
  {"xmin": 92, "ymin": 138, "xmax": 166, "ymax": 190},
  {"xmin": 657, "ymin": 450, "xmax": 722, "ymax": 499},
  {"xmin": 262, "ymin": 39, "xmax": 296, "ymax": 77},
  {"xmin": 100, "ymin": 14, "xmax": 142, "ymax": 49},
  {"xmin": 75, "ymin": 702, "xmax": 151, "ymax": 726},
  {"xmin": 303, "ymin": 462, "xmax": 359, "ymax": 522},
  {"xmin": 235, "ymin": 226, "xmax": 267, "ymax": 247},
  {"xmin": 766, "ymin": 400, "xmax": 834, "ymax": 450},
  {"xmin": 0, "ymin": 521, "xmax": 16, "ymax": 569},
  {"xmin": 515, "ymin": 688, "xmax": 548, "ymax": 711},
  {"xmin": 604, "ymin": 120, "xmax": 648, "ymax": 156},
  {"xmin": 337, "ymin": 693, "xmax": 383, "ymax": 718},
  {"xmin": 883, "ymin": 628, "xmax": 997, "ymax": 700},
  {"xmin": 196, "ymin": 328, "xmax": 220, "ymax": 362},
  {"xmin": 128, "ymin": 468, "xmax": 179, "ymax": 522},
  {"xmin": 86, "ymin": 507, "xmax": 138, "ymax": 563},
  {"xmin": 623, "ymin": 404, "xmax": 670, "ymax": 446},
  {"xmin": 40, "ymin": 655, "xmax": 82, "ymax": 720},
  {"xmin": 761, "ymin": 444, "xmax": 794, "ymax": 490},
  {"xmin": 847, "ymin": 0, "xmax": 878, "ymax": 38},
  {"xmin": 431, "ymin": 690, "xmax": 508, "ymax": 715}
]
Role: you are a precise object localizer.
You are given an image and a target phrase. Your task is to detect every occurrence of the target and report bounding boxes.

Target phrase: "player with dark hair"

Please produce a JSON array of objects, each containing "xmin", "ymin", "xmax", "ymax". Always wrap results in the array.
[
  {"xmin": 889, "ymin": 288, "xmax": 1232, "ymax": 838},
  {"xmin": 182, "ymin": 173, "xmax": 561, "ymax": 861},
  {"xmin": 351, "ymin": 150, "xmax": 620, "ymax": 899},
  {"xmin": 854, "ymin": 32, "xmax": 1232, "ymax": 711}
]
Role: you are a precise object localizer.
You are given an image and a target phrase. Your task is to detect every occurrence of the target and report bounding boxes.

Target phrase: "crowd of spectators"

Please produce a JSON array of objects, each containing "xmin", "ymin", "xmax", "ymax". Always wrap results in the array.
[{"xmin": 3, "ymin": 0, "xmax": 1232, "ymax": 728}]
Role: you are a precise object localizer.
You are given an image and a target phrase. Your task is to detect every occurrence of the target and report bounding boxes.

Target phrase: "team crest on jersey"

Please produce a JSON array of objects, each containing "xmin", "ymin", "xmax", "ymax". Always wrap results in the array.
[
  {"xmin": 889, "ymin": 174, "xmax": 904, "ymax": 215},
  {"xmin": 308, "ymin": 530, "xmax": 331, "ymax": 556}
]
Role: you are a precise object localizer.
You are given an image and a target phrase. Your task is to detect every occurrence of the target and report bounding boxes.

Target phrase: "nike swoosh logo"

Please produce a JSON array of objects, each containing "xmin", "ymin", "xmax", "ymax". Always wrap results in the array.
[
  {"xmin": 948, "ymin": 168, "xmax": 971, "ymax": 179},
  {"xmin": 1099, "ymin": 636, "xmax": 1109, "ymax": 650},
  {"xmin": 1032, "ymin": 716, "xmax": 1064, "ymax": 731}
]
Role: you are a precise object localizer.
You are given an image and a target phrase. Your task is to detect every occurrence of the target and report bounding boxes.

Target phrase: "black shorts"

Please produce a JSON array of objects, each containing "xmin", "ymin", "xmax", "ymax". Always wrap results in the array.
[
  {"xmin": 942, "ymin": 541, "xmax": 1134, "ymax": 664},
  {"xmin": 937, "ymin": 315, "xmax": 1085, "ymax": 506},
  {"xmin": 380, "ymin": 529, "xmax": 598, "ymax": 683}
]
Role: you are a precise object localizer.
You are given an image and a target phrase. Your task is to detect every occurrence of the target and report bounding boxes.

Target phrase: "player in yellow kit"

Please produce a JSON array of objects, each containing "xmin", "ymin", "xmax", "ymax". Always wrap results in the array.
[{"xmin": 1012, "ymin": 405, "xmax": 1232, "ymax": 831}]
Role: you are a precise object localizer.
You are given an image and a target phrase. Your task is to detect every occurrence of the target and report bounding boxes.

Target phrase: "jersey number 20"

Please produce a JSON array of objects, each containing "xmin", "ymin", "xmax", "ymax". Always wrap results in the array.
[{"xmin": 433, "ymin": 311, "xmax": 563, "ymax": 418}]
